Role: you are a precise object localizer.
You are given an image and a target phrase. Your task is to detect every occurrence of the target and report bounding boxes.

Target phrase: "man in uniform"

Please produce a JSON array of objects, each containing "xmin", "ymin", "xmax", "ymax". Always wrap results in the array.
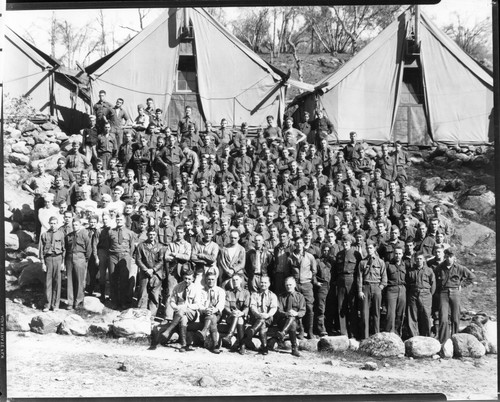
[
  {"xmin": 135, "ymin": 227, "xmax": 165, "ymax": 319},
  {"xmin": 222, "ymin": 274, "xmax": 251, "ymax": 354},
  {"xmin": 93, "ymin": 89, "xmax": 114, "ymax": 132},
  {"xmin": 275, "ymin": 276, "xmax": 306, "ymax": 357},
  {"xmin": 384, "ymin": 245, "xmax": 407, "ymax": 335},
  {"xmin": 435, "ymin": 248, "xmax": 475, "ymax": 343},
  {"xmin": 245, "ymin": 234, "xmax": 274, "ymax": 293},
  {"xmin": 244, "ymin": 275, "xmax": 277, "ymax": 354},
  {"xmin": 39, "ymin": 216, "xmax": 66, "ymax": 311},
  {"xmin": 357, "ymin": 240, "xmax": 387, "ymax": 340},
  {"xmin": 64, "ymin": 217, "xmax": 91, "ymax": 310},
  {"xmin": 163, "ymin": 135, "xmax": 185, "ymax": 184},
  {"xmin": 217, "ymin": 229, "xmax": 246, "ymax": 289},
  {"xmin": 96, "ymin": 122, "xmax": 117, "ymax": 169}
]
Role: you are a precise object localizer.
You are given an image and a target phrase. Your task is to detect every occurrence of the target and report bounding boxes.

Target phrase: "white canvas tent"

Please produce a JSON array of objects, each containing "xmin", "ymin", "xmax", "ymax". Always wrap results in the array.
[
  {"xmin": 85, "ymin": 8, "xmax": 307, "ymax": 130},
  {"xmin": 290, "ymin": 7, "xmax": 494, "ymax": 145},
  {"xmin": 3, "ymin": 27, "xmax": 91, "ymax": 133}
]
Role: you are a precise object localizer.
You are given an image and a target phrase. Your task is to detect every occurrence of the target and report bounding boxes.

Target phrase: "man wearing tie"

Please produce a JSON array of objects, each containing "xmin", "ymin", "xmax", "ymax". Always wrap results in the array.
[
  {"xmin": 275, "ymin": 276, "xmax": 306, "ymax": 357},
  {"xmin": 245, "ymin": 234, "xmax": 274, "ymax": 293},
  {"xmin": 152, "ymin": 269, "xmax": 202, "ymax": 352},
  {"xmin": 85, "ymin": 215, "xmax": 101, "ymax": 297},
  {"xmin": 197, "ymin": 272, "xmax": 226, "ymax": 354},
  {"xmin": 108, "ymin": 214, "xmax": 135, "ymax": 309},
  {"xmin": 39, "ymin": 216, "xmax": 66, "ymax": 311},
  {"xmin": 244, "ymin": 275, "xmax": 277, "ymax": 355}
]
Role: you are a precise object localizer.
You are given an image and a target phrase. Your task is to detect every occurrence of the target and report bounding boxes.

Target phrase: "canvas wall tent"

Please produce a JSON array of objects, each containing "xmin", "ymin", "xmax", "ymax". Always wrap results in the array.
[
  {"xmin": 290, "ymin": 7, "xmax": 494, "ymax": 145},
  {"xmin": 85, "ymin": 8, "xmax": 310, "ymax": 131},
  {"xmin": 3, "ymin": 27, "xmax": 91, "ymax": 133}
]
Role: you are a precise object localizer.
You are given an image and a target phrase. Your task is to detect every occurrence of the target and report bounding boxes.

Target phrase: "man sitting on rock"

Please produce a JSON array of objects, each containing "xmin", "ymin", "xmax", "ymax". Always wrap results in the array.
[
  {"xmin": 274, "ymin": 276, "xmax": 306, "ymax": 357},
  {"xmin": 243, "ymin": 275, "xmax": 277, "ymax": 355},
  {"xmin": 151, "ymin": 269, "xmax": 202, "ymax": 352},
  {"xmin": 197, "ymin": 272, "xmax": 226, "ymax": 354}
]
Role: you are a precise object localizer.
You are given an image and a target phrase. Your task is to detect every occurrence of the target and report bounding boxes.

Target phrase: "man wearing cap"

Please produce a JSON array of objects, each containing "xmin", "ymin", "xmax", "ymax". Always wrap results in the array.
[
  {"xmin": 406, "ymin": 251, "xmax": 436, "ymax": 337},
  {"xmin": 357, "ymin": 240, "xmax": 387, "ymax": 339},
  {"xmin": 275, "ymin": 276, "xmax": 306, "ymax": 357},
  {"xmin": 333, "ymin": 234, "xmax": 362, "ymax": 337},
  {"xmin": 435, "ymin": 248, "xmax": 475, "ymax": 343},
  {"xmin": 64, "ymin": 217, "xmax": 92, "ymax": 310},
  {"xmin": 39, "ymin": 215, "xmax": 66, "ymax": 311}
]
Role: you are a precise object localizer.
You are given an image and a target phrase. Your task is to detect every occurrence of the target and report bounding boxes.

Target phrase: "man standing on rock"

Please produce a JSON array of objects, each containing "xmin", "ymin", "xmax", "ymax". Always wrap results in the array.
[
  {"xmin": 434, "ymin": 248, "xmax": 475, "ymax": 343},
  {"xmin": 357, "ymin": 240, "xmax": 387, "ymax": 340},
  {"xmin": 108, "ymin": 214, "xmax": 135, "ymax": 309},
  {"xmin": 275, "ymin": 276, "xmax": 306, "ymax": 357},
  {"xmin": 406, "ymin": 252, "xmax": 436, "ymax": 337},
  {"xmin": 39, "ymin": 216, "xmax": 65, "ymax": 311},
  {"xmin": 135, "ymin": 227, "xmax": 165, "ymax": 319},
  {"xmin": 64, "ymin": 217, "xmax": 91, "ymax": 310}
]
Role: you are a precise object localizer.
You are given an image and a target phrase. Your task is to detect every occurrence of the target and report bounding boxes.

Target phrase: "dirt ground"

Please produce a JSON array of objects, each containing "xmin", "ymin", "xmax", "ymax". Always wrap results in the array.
[{"xmin": 5, "ymin": 330, "xmax": 497, "ymax": 400}]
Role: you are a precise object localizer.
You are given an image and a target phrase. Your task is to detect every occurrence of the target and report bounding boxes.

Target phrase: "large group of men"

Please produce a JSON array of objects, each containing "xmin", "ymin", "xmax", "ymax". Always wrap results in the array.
[{"xmin": 26, "ymin": 89, "xmax": 476, "ymax": 357}]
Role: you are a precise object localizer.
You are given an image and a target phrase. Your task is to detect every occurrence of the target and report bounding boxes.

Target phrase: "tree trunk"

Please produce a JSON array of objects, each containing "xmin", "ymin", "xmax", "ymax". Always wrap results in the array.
[{"xmin": 288, "ymin": 36, "xmax": 304, "ymax": 86}]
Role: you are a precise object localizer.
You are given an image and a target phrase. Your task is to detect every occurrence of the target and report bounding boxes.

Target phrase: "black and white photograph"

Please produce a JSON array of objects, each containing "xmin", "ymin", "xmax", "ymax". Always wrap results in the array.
[{"xmin": 2, "ymin": 0, "xmax": 498, "ymax": 399}]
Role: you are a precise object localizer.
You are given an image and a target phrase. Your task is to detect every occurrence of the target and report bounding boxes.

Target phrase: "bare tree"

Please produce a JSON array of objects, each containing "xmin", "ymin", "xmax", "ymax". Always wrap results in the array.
[
  {"xmin": 206, "ymin": 7, "xmax": 227, "ymax": 25},
  {"xmin": 56, "ymin": 19, "xmax": 95, "ymax": 68},
  {"xmin": 96, "ymin": 10, "xmax": 108, "ymax": 57},
  {"xmin": 120, "ymin": 8, "xmax": 151, "ymax": 34},
  {"xmin": 443, "ymin": 15, "xmax": 492, "ymax": 63},
  {"xmin": 232, "ymin": 8, "xmax": 271, "ymax": 53}
]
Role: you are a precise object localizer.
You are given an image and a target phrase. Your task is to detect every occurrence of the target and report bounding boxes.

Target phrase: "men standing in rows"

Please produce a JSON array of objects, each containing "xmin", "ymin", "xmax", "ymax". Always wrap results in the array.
[
  {"xmin": 65, "ymin": 217, "xmax": 91, "ymax": 310},
  {"xmin": 357, "ymin": 240, "xmax": 387, "ymax": 340},
  {"xmin": 39, "ymin": 216, "xmax": 66, "ymax": 311},
  {"xmin": 245, "ymin": 275, "xmax": 277, "ymax": 355},
  {"xmin": 197, "ymin": 272, "xmax": 226, "ymax": 354},
  {"xmin": 275, "ymin": 276, "xmax": 305, "ymax": 357},
  {"xmin": 434, "ymin": 248, "xmax": 475, "ymax": 343},
  {"xmin": 222, "ymin": 274, "xmax": 250, "ymax": 354}
]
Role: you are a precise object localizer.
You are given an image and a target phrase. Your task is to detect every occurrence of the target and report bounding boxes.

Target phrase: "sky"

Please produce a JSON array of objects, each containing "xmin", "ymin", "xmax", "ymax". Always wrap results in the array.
[{"xmin": 4, "ymin": 0, "xmax": 493, "ymax": 66}]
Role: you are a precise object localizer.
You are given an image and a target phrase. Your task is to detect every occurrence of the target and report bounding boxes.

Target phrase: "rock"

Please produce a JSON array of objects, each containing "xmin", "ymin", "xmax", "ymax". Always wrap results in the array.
[
  {"xmin": 18, "ymin": 119, "xmax": 38, "ymax": 133},
  {"xmin": 33, "ymin": 131, "xmax": 48, "ymax": 144},
  {"xmin": 112, "ymin": 308, "xmax": 152, "ymax": 338},
  {"xmin": 461, "ymin": 322, "xmax": 486, "ymax": 342},
  {"xmin": 483, "ymin": 320, "xmax": 497, "ymax": 354},
  {"xmin": 364, "ymin": 148, "xmax": 377, "ymax": 159},
  {"xmin": 404, "ymin": 336, "xmax": 441, "ymax": 358},
  {"xmin": 5, "ymin": 204, "xmax": 13, "ymax": 219},
  {"xmin": 41, "ymin": 122, "xmax": 57, "ymax": 131},
  {"xmin": 6, "ymin": 313, "xmax": 31, "ymax": 332},
  {"xmin": 433, "ymin": 156, "xmax": 448, "ymax": 166},
  {"xmin": 9, "ymin": 152, "xmax": 30, "ymax": 165},
  {"xmin": 89, "ymin": 323, "xmax": 111, "ymax": 336},
  {"xmin": 298, "ymin": 338, "xmax": 320, "ymax": 352},
  {"xmin": 471, "ymin": 155, "xmax": 490, "ymax": 169},
  {"xmin": 7, "ymin": 128, "xmax": 22, "ymax": 140},
  {"xmin": 362, "ymin": 362, "xmax": 378, "ymax": 371},
  {"xmin": 461, "ymin": 210, "xmax": 478, "ymax": 220},
  {"xmin": 83, "ymin": 296, "xmax": 104, "ymax": 314},
  {"xmin": 197, "ymin": 376, "xmax": 216, "ymax": 387},
  {"xmin": 452, "ymin": 333, "xmax": 486, "ymax": 358},
  {"xmin": 24, "ymin": 246, "xmax": 39, "ymax": 257},
  {"xmin": 11, "ymin": 141, "xmax": 31, "ymax": 155},
  {"xmin": 30, "ymin": 143, "xmax": 61, "ymax": 161},
  {"xmin": 56, "ymin": 132, "xmax": 69, "ymax": 141},
  {"xmin": 453, "ymin": 220, "xmax": 495, "ymax": 248},
  {"xmin": 455, "ymin": 153, "xmax": 472, "ymax": 162},
  {"xmin": 440, "ymin": 179, "xmax": 465, "ymax": 192},
  {"xmin": 58, "ymin": 314, "xmax": 89, "ymax": 336},
  {"xmin": 30, "ymin": 313, "xmax": 62, "ymax": 334},
  {"xmin": 458, "ymin": 190, "xmax": 495, "ymax": 217},
  {"xmin": 18, "ymin": 261, "xmax": 44, "ymax": 287},
  {"xmin": 317, "ymin": 335, "xmax": 349, "ymax": 352},
  {"xmin": 349, "ymin": 338, "xmax": 360, "ymax": 351},
  {"xmin": 432, "ymin": 354, "xmax": 440, "ymax": 360},
  {"xmin": 405, "ymin": 186, "xmax": 421, "ymax": 201},
  {"xmin": 409, "ymin": 156, "xmax": 424, "ymax": 165},
  {"xmin": 462, "ymin": 314, "xmax": 497, "ymax": 354},
  {"xmin": 5, "ymin": 233, "xmax": 20, "ymax": 250},
  {"xmin": 431, "ymin": 143, "xmax": 448, "ymax": 157},
  {"xmin": 359, "ymin": 332, "xmax": 405, "ymax": 357},
  {"xmin": 420, "ymin": 177, "xmax": 442, "ymax": 194}
]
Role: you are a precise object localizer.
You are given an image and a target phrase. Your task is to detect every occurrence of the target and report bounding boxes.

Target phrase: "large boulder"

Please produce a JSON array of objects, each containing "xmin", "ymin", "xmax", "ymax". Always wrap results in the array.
[
  {"xmin": 431, "ymin": 143, "xmax": 448, "ymax": 157},
  {"xmin": 18, "ymin": 261, "xmax": 45, "ymax": 287},
  {"xmin": 58, "ymin": 314, "xmax": 89, "ymax": 336},
  {"xmin": 420, "ymin": 177, "xmax": 442, "ymax": 194},
  {"xmin": 89, "ymin": 323, "xmax": 111, "ymax": 336},
  {"xmin": 83, "ymin": 296, "xmax": 104, "ymax": 314},
  {"xmin": 298, "ymin": 338, "xmax": 320, "ymax": 352},
  {"xmin": 41, "ymin": 122, "xmax": 57, "ymax": 131},
  {"xmin": 7, "ymin": 128, "xmax": 22, "ymax": 140},
  {"xmin": 359, "ymin": 332, "xmax": 405, "ymax": 357},
  {"xmin": 453, "ymin": 220, "xmax": 495, "ymax": 249},
  {"xmin": 11, "ymin": 141, "xmax": 31, "ymax": 155},
  {"xmin": 441, "ymin": 339, "xmax": 454, "ymax": 358},
  {"xmin": 5, "ymin": 233, "xmax": 20, "ymax": 250},
  {"xmin": 439, "ymin": 179, "xmax": 465, "ymax": 192},
  {"xmin": 9, "ymin": 153, "xmax": 30, "ymax": 165},
  {"xmin": 30, "ymin": 143, "xmax": 60, "ymax": 161},
  {"xmin": 30, "ymin": 313, "xmax": 62, "ymax": 334},
  {"xmin": 6, "ymin": 312, "xmax": 31, "ymax": 332},
  {"xmin": 18, "ymin": 119, "xmax": 38, "ymax": 133},
  {"xmin": 317, "ymin": 335, "xmax": 349, "ymax": 352},
  {"xmin": 483, "ymin": 320, "xmax": 497, "ymax": 354},
  {"xmin": 112, "ymin": 308, "xmax": 152, "ymax": 338},
  {"xmin": 458, "ymin": 190, "xmax": 495, "ymax": 217},
  {"xmin": 405, "ymin": 336, "xmax": 441, "ymax": 358},
  {"xmin": 461, "ymin": 314, "xmax": 497, "ymax": 354},
  {"xmin": 451, "ymin": 333, "xmax": 486, "ymax": 358}
]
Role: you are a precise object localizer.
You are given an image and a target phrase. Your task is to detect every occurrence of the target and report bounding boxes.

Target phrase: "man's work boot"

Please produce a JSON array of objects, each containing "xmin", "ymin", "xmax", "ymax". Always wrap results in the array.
[{"xmin": 178, "ymin": 325, "xmax": 194, "ymax": 352}]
